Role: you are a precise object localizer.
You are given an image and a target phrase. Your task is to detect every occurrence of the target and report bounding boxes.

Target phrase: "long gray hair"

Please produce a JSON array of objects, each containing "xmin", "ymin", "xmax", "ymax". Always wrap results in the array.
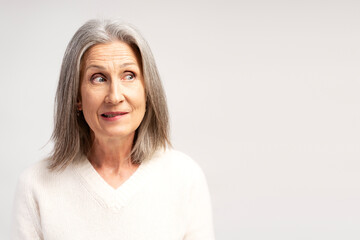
[{"xmin": 49, "ymin": 19, "xmax": 171, "ymax": 170}]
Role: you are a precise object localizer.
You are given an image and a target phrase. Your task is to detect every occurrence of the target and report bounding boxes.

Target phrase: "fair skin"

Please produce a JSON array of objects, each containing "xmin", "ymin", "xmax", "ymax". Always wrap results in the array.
[{"xmin": 79, "ymin": 41, "xmax": 146, "ymax": 189}]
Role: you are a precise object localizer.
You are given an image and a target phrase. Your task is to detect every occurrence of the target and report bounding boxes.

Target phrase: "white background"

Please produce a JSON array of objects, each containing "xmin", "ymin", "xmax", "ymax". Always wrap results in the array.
[{"xmin": 1, "ymin": 0, "xmax": 360, "ymax": 239}]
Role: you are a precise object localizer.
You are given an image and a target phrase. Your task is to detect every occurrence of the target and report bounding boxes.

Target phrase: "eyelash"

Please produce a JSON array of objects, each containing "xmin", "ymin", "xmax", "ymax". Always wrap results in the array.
[
  {"xmin": 90, "ymin": 72, "xmax": 136, "ymax": 83},
  {"xmin": 90, "ymin": 74, "xmax": 106, "ymax": 83},
  {"xmin": 124, "ymin": 72, "xmax": 135, "ymax": 81}
]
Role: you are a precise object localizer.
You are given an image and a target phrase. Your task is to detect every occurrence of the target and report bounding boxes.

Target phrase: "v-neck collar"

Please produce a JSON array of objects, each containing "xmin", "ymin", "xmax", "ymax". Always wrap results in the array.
[{"xmin": 73, "ymin": 154, "xmax": 160, "ymax": 212}]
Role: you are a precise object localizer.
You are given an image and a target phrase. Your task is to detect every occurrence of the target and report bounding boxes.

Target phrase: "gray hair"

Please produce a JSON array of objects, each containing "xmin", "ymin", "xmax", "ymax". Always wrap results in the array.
[{"xmin": 49, "ymin": 19, "xmax": 171, "ymax": 170}]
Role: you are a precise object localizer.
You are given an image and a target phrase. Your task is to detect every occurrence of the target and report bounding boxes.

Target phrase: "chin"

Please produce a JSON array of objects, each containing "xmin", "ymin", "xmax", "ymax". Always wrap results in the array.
[{"xmin": 103, "ymin": 129, "xmax": 136, "ymax": 139}]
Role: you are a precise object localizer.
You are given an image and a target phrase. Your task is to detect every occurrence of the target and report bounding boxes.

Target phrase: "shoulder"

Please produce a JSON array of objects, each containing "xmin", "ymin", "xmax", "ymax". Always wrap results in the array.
[
  {"xmin": 16, "ymin": 158, "xmax": 75, "ymax": 195},
  {"xmin": 17, "ymin": 159, "xmax": 51, "ymax": 188},
  {"xmin": 150, "ymin": 149, "xmax": 207, "ymax": 185},
  {"xmin": 155, "ymin": 149, "xmax": 203, "ymax": 172}
]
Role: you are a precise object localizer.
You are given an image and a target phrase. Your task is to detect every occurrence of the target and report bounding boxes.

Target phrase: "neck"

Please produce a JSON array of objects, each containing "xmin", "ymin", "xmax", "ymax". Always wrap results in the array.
[{"xmin": 88, "ymin": 133, "xmax": 136, "ymax": 173}]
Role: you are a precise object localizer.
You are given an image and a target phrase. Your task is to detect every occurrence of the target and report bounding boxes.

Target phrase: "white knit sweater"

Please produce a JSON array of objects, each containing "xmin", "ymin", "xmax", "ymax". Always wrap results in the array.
[{"xmin": 12, "ymin": 149, "xmax": 215, "ymax": 240}]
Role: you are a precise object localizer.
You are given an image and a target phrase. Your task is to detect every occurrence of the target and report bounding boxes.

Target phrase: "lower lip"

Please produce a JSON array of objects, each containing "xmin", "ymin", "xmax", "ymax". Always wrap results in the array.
[{"xmin": 100, "ymin": 113, "xmax": 128, "ymax": 121}]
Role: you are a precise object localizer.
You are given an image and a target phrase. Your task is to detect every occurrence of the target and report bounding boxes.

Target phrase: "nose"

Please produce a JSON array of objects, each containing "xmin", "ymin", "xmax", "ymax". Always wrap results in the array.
[{"xmin": 105, "ymin": 81, "xmax": 125, "ymax": 104}]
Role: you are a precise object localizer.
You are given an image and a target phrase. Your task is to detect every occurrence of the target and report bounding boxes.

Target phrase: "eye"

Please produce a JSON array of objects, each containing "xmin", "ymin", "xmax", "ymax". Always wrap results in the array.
[
  {"xmin": 123, "ymin": 72, "xmax": 135, "ymax": 81},
  {"xmin": 91, "ymin": 74, "xmax": 106, "ymax": 83}
]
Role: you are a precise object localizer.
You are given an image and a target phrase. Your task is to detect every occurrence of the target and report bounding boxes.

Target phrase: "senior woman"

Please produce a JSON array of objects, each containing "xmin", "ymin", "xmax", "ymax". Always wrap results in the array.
[{"xmin": 12, "ymin": 19, "xmax": 214, "ymax": 240}]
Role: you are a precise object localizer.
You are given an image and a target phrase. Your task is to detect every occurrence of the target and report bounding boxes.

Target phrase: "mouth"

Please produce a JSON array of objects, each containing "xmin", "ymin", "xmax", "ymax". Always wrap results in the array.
[{"xmin": 101, "ymin": 112, "xmax": 128, "ymax": 118}]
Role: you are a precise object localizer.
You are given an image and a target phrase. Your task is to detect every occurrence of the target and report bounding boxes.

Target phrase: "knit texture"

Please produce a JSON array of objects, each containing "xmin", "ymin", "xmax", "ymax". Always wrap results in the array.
[{"xmin": 12, "ymin": 149, "xmax": 215, "ymax": 240}]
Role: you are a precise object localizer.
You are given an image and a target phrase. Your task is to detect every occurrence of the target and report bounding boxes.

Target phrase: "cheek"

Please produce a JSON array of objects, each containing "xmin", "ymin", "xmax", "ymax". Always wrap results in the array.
[
  {"xmin": 131, "ymin": 86, "xmax": 146, "ymax": 110},
  {"xmin": 81, "ymin": 88, "xmax": 103, "ymax": 114}
]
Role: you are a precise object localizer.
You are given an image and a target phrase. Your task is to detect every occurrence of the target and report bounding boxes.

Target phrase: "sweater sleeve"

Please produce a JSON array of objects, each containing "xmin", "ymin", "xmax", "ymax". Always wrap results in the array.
[
  {"xmin": 12, "ymin": 169, "xmax": 43, "ymax": 240},
  {"xmin": 184, "ymin": 164, "xmax": 215, "ymax": 240}
]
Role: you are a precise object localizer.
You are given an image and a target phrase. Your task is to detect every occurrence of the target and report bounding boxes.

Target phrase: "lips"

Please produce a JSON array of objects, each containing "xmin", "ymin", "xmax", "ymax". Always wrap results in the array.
[{"xmin": 101, "ymin": 112, "xmax": 128, "ymax": 118}]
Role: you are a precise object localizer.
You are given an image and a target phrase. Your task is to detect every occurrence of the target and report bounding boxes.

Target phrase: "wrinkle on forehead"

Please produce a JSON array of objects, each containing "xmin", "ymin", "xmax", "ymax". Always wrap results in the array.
[
  {"xmin": 83, "ymin": 41, "xmax": 139, "ymax": 65},
  {"xmin": 80, "ymin": 41, "xmax": 143, "ymax": 82}
]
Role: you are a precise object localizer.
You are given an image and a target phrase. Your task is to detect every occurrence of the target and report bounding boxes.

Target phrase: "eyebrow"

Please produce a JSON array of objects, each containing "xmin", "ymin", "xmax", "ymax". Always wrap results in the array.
[{"xmin": 85, "ymin": 62, "xmax": 137, "ymax": 71}]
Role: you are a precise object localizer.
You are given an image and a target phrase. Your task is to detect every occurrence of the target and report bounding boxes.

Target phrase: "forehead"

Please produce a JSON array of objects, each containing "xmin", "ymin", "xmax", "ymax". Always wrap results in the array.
[{"xmin": 81, "ymin": 41, "xmax": 140, "ymax": 66}]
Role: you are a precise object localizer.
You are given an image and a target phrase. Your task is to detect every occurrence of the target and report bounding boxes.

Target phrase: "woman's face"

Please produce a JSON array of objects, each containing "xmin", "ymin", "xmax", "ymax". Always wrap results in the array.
[{"xmin": 79, "ymin": 41, "xmax": 146, "ymax": 142}]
